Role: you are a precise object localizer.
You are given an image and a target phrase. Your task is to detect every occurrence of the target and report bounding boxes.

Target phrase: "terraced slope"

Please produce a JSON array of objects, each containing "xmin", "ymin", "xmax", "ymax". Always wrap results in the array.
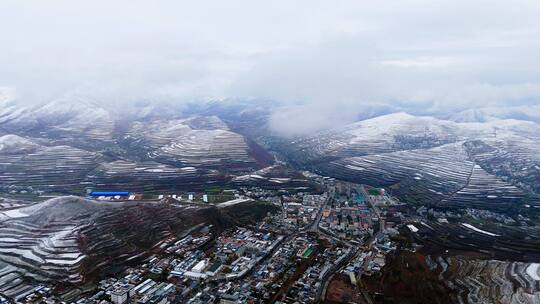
[
  {"xmin": 0, "ymin": 135, "xmax": 225, "ymax": 193},
  {"xmin": 279, "ymin": 113, "xmax": 492, "ymax": 165},
  {"xmin": 0, "ymin": 98, "xmax": 115, "ymax": 142},
  {"xmin": 439, "ymin": 257, "xmax": 540, "ymax": 304},
  {"xmin": 282, "ymin": 113, "xmax": 539, "ymax": 163},
  {"xmin": 409, "ymin": 220, "xmax": 540, "ymax": 261},
  {"xmin": 377, "ymin": 252, "xmax": 540, "ymax": 304},
  {"xmin": 87, "ymin": 160, "xmax": 225, "ymax": 192},
  {"xmin": 465, "ymin": 136, "xmax": 540, "ymax": 194},
  {"xmin": 123, "ymin": 116, "xmax": 267, "ymax": 171},
  {"xmin": 440, "ymin": 164, "xmax": 525, "ymax": 210},
  {"xmin": 324, "ymin": 143, "xmax": 473, "ymax": 201},
  {"xmin": 274, "ymin": 114, "xmax": 540, "ymax": 210},
  {"xmin": 233, "ymin": 165, "xmax": 316, "ymax": 191},
  {"xmin": 0, "ymin": 196, "xmax": 228, "ymax": 295},
  {"xmin": 154, "ymin": 129, "xmax": 253, "ymax": 168},
  {"xmin": 318, "ymin": 142, "xmax": 529, "ymax": 209},
  {"xmin": 0, "ymin": 197, "xmax": 31, "ymax": 210},
  {"xmin": 0, "ymin": 102, "xmax": 275, "ymax": 194},
  {"xmin": 0, "ymin": 137, "xmax": 102, "ymax": 193}
]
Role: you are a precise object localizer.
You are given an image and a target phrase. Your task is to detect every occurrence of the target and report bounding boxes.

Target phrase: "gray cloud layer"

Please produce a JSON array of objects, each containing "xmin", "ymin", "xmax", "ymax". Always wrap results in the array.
[{"xmin": 1, "ymin": 1, "xmax": 540, "ymax": 135}]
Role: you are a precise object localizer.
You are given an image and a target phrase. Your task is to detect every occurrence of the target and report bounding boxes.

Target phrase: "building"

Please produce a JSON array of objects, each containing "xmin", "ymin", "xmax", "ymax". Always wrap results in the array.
[
  {"xmin": 191, "ymin": 260, "xmax": 208, "ymax": 273},
  {"xmin": 111, "ymin": 286, "xmax": 131, "ymax": 304},
  {"xmin": 348, "ymin": 272, "xmax": 357, "ymax": 286},
  {"xmin": 89, "ymin": 191, "xmax": 129, "ymax": 197}
]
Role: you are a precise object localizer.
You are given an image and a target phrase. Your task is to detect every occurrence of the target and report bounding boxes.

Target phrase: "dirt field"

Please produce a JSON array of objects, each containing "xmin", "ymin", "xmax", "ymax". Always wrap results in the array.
[
  {"xmin": 361, "ymin": 251, "xmax": 457, "ymax": 304},
  {"xmin": 325, "ymin": 274, "xmax": 366, "ymax": 304}
]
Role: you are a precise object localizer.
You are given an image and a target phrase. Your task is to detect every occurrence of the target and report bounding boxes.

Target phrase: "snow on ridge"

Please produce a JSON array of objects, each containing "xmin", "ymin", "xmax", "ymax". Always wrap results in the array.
[
  {"xmin": 450, "ymin": 105, "xmax": 540, "ymax": 124},
  {"xmin": 0, "ymin": 134, "xmax": 41, "ymax": 154},
  {"xmin": 343, "ymin": 112, "xmax": 536, "ymax": 134},
  {"xmin": 526, "ymin": 263, "xmax": 540, "ymax": 281},
  {"xmin": 0, "ymin": 97, "xmax": 116, "ymax": 140},
  {"xmin": 217, "ymin": 198, "xmax": 253, "ymax": 208},
  {"xmin": 0, "ymin": 208, "xmax": 29, "ymax": 219},
  {"xmin": 461, "ymin": 223, "xmax": 500, "ymax": 237},
  {"xmin": 339, "ymin": 112, "xmax": 464, "ymax": 143}
]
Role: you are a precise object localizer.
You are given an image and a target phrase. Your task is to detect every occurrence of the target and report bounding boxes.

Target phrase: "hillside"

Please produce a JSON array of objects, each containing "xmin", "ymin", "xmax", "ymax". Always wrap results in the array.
[
  {"xmin": 0, "ymin": 101, "xmax": 274, "ymax": 194},
  {"xmin": 0, "ymin": 196, "xmax": 233, "ymax": 295},
  {"xmin": 269, "ymin": 113, "xmax": 540, "ymax": 211}
]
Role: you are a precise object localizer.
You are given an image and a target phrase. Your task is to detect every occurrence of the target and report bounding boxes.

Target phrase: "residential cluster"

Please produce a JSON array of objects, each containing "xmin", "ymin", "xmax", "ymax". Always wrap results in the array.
[
  {"xmin": 319, "ymin": 191, "xmax": 373, "ymax": 239},
  {"xmin": 284, "ymin": 239, "xmax": 351, "ymax": 303},
  {"xmin": 12, "ymin": 178, "xmax": 415, "ymax": 304}
]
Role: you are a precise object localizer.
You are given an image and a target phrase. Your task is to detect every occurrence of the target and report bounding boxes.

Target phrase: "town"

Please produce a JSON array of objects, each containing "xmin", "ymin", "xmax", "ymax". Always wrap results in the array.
[{"xmin": 7, "ymin": 171, "xmax": 412, "ymax": 304}]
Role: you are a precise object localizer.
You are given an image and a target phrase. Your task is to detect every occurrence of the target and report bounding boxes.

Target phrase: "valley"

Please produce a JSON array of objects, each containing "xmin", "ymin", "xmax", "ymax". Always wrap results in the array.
[{"xmin": 0, "ymin": 101, "xmax": 539, "ymax": 303}]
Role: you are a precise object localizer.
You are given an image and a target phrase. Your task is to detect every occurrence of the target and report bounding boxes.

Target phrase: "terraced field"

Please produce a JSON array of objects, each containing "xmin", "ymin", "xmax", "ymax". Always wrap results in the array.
[
  {"xmin": 0, "ymin": 98, "xmax": 115, "ymax": 143},
  {"xmin": 232, "ymin": 165, "xmax": 317, "ymax": 191},
  {"xmin": 0, "ymin": 196, "xmax": 228, "ymax": 299},
  {"xmin": 465, "ymin": 136, "xmax": 540, "ymax": 194},
  {"xmin": 0, "ymin": 110, "xmax": 274, "ymax": 194},
  {"xmin": 277, "ymin": 113, "xmax": 502, "ymax": 165},
  {"xmin": 153, "ymin": 129, "xmax": 254, "ymax": 169},
  {"xmin": 322, "ymin": 143, "xmax": 473, "ymax": 202},
  {"xmin": 439, "ymin": 257, "xmax": 540, "ymax": 304},
  {"xmin": 87, "ymin": 160, "xmax": 225, "ymax": 192},
  {"xmin": 408, "ymin": 221, "xmax": 540, "ymax": 261},
  {"xmin": 0, "ymin": 140, "xmax": 102, "ymax": 193},
  {"xmin": 0, "ymin": 135, "xmax": 262, "ymax": 194},
  {"xmin": 316, "ymin": 142, "xmax": 531, "ymax": 210},
  {"xmin": 441, "ymin": 164, "xmax": 525, "ymax": 210},
  {"xmin": 122, "ymin": 117, "xmax": 265, "ymax": 171},
  {"xmin": 0, "ymin": 197, "xmax": 30, "ymax": 210},
  {"xmin": 273, "ymin": 114, "xmax": 540, "ymax": 211},
  {"xmin": 374, "ymin": 252, "xmax": 540, "ymax": 304}
]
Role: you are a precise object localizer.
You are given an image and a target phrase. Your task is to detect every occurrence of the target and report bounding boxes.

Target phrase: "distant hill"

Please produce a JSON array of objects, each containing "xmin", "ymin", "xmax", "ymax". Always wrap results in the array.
[
  {"xmin": 449, "ymin": 105, "xmax": 540, "ymax": 124},
  {"xmin": 267, "ymin": 112, "xmax": 540, "ymax": 211},
  {"xmin": 0, "ymin": 100, "xmax": 274, "ymax": 194}
]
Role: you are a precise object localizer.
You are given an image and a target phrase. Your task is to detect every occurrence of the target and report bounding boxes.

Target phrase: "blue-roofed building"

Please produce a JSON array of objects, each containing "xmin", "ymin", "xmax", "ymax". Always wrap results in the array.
[{"xmin": 89, "ymin": 191, "xmax": 130, "ymax": 197}]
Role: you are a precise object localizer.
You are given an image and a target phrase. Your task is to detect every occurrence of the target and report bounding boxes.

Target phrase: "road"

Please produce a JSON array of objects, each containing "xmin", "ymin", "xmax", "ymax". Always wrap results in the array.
[
  {"xmin": 312, "ymin": 185, "xmax": 366, "ymax": 303},
  {"xmin": 308, "ymin": 186, "xmax": 334, "ymax": 232},
  {"xmin": 317, "ymin": 244, "xmax": 360, "ymax": 302},
  {"xmin": 315, "ymin": 184, "xmax": 385, "ymax": 303}
]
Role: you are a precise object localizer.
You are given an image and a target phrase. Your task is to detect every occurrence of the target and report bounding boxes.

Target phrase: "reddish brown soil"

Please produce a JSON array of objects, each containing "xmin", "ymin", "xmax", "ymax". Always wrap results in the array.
[
  {"xmin": 325, "ymin": 274, "xmax": 365, "ymax": 304},
  {"xmin": 362, "ymin": 252, "xmax": 457, "ymax": 304},
  {"xmin": 245, "ymin": 137, "xmax": 274, "ymax": 168}
]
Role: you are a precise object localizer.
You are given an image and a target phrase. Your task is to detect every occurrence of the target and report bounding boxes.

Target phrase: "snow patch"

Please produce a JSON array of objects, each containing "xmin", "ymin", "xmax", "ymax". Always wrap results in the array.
[
  {"xmin": 526, "ymin": 263, "xmax": 540, "ymax": 281},
  {"xmin": 217, "ymin": 198, "xmax": 253, "ymax": 208},
  {"xmin": 407, "ymin": 224, "xmax": 419, "ymax": 233},
  {"xmin": 461, "ymin": 223, "xmax": 500, "ymax": 237}
]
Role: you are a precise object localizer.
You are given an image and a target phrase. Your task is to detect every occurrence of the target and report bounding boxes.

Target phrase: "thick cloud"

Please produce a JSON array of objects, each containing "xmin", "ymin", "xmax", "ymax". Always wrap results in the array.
[{"xmin": 1, "ymin": 0, "xmax": 540, "ymax": 135}]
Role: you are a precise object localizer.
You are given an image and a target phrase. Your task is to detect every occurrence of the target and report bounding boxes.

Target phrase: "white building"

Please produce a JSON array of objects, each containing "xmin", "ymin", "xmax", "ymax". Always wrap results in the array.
[
  {"xmin": 191, "ymin": 259, "xmax": 208, "ymax": 273},
  {"xmin": 111, "ymin": 287, "xmax": 130, "ymax": 304}
]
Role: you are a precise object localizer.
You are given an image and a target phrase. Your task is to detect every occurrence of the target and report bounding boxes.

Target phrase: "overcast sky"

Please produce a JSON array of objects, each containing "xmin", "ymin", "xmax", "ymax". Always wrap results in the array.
[{"xmin": 1, "ymin": 0, "xmax": 540, "ymax": 135}]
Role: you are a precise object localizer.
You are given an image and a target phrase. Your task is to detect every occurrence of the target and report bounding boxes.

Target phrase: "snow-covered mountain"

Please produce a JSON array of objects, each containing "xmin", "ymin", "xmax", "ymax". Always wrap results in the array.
[
  {"xmin": 268, "ymin": 112, "xmax": 540, "ymax": 208},
  {"xmin": 341, "ymin": 112, "xmax": 539, "ymax": 142},
  {"xmin": 2, "ymin": 99, "xmax": 538, "ymax": 207},
  {"xmin": 0, "ymin": 101, "xmax": 273, "ymax": 194},
  {"xmin": 0, "ymin": 196, "xmax": 228, "ymax": 290},
  {"xmin": 450, "ymin": 105, "xmax": 540, "ymax": 124},
  {"xmin": 347, "ymin": 111, "xmax": 529, "ymax": 140},
  {"xmin": 0, "ymin": 97, "xmax": 115, "ymax": 141},
  {"xmin": 279, "ymin": 112, "xmax": 540, "ymax": 166},
  {"xmin": 124, "ymin": 116, "xmax": 267, "ymax": 170}
]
